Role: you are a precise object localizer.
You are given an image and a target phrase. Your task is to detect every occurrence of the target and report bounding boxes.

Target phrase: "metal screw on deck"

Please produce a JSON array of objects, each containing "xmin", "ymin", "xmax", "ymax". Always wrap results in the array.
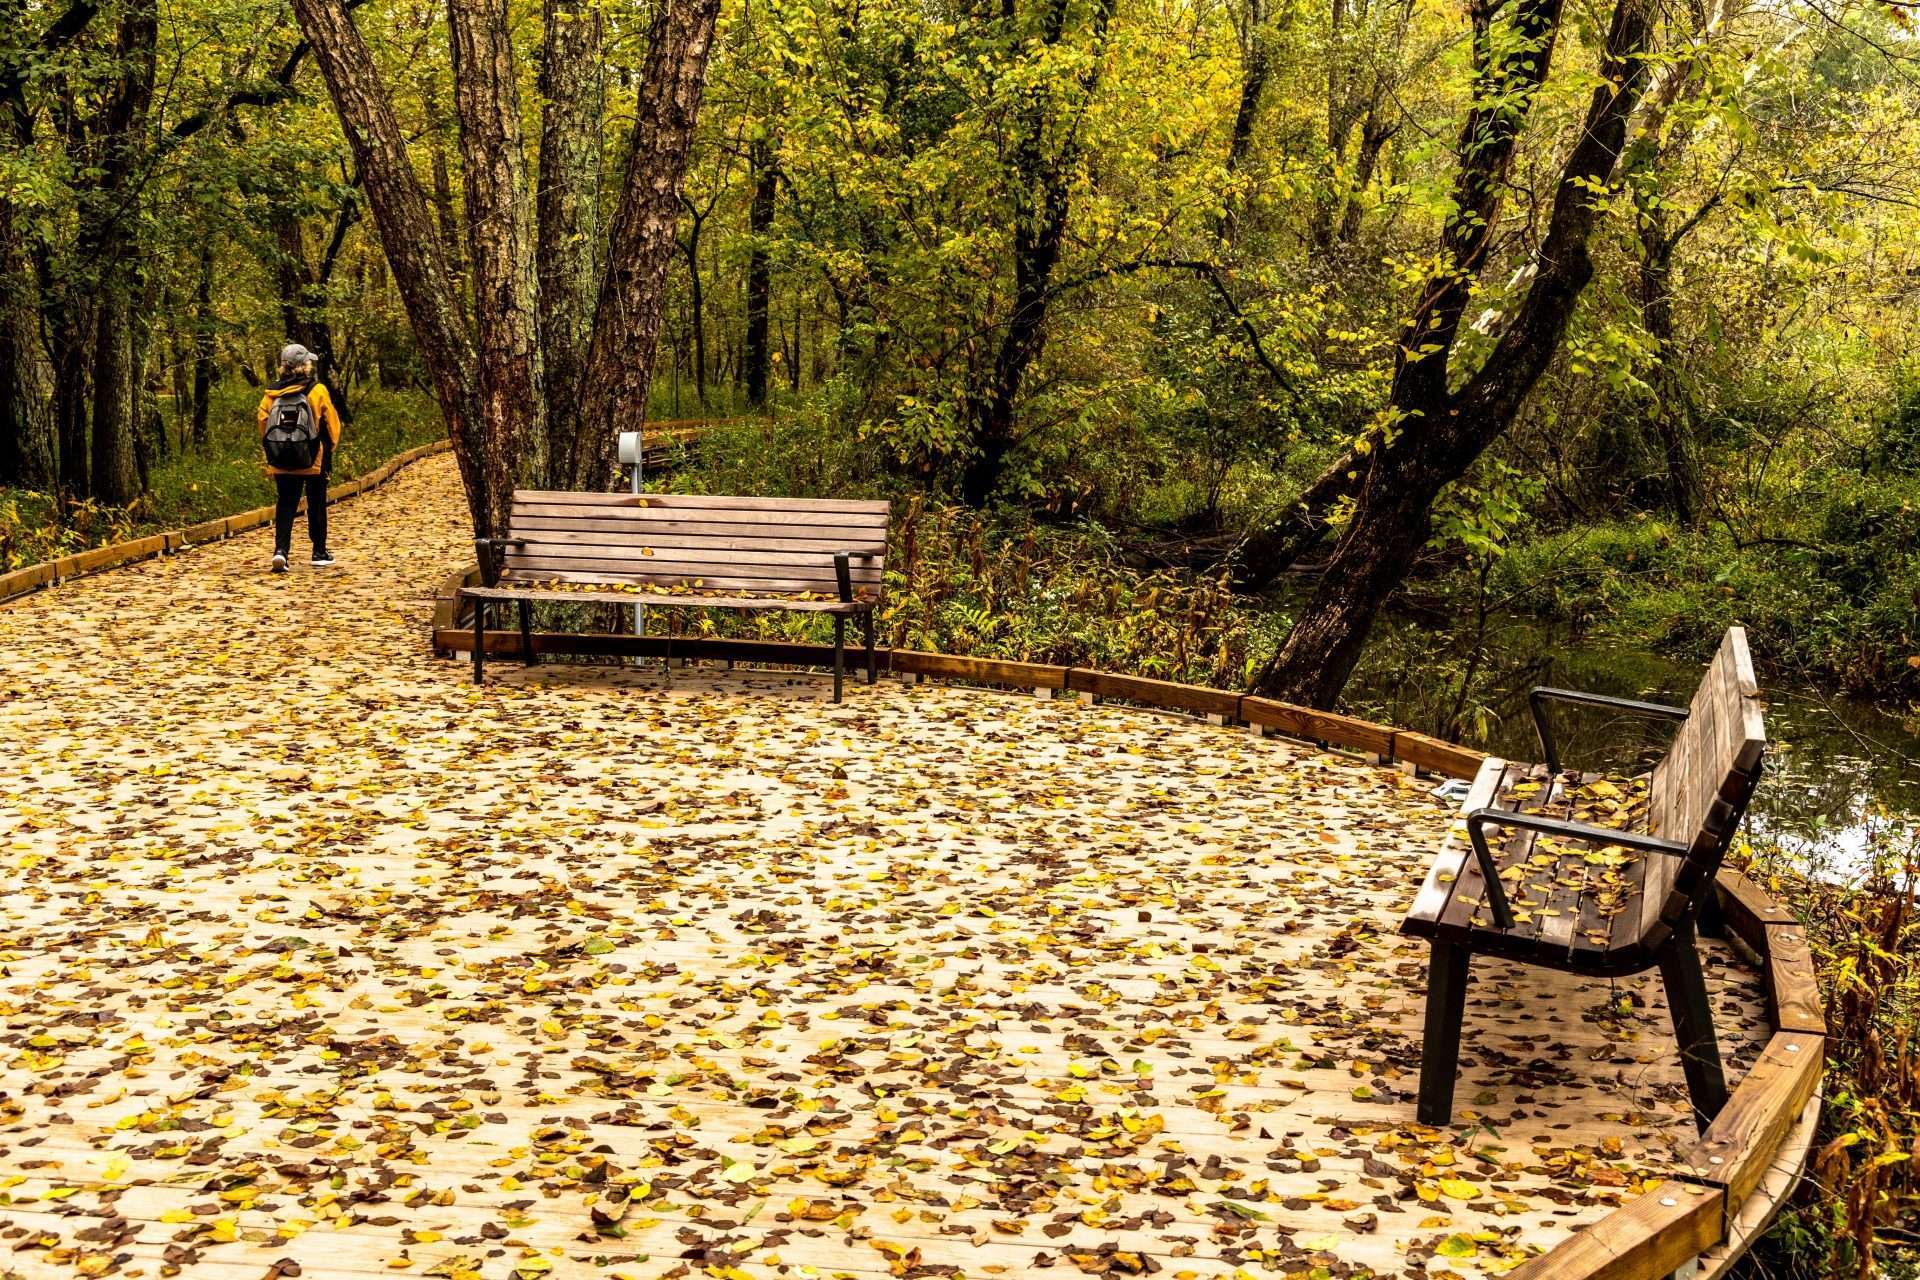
[{"xmin": 618, "ymin": 430, "xmax": 650, "ymax": 649}]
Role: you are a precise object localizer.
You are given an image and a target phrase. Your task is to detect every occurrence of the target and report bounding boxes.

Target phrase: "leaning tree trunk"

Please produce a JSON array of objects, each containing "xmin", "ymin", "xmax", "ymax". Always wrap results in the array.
[
  {"xmin": 291, "ymin": 0, "xmax": 488, "ymax": 531},
  {"xmin": 536, "ymin": 0, "xmax": 604, "ymax": 489},
  {"xmin": 576, "ymin": 0, "xmax": 723, "ymax": 490},
  {"xmin": 1234, "ymin": 445, "xmax": 1364, "ymax": 586},
  {"xmin": 1261, "ymin": 0, "xmax": 1655, "ymax": 707}
]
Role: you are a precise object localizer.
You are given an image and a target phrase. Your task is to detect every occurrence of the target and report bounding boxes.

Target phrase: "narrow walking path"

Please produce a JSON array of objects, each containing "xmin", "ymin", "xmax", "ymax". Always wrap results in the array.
[{"xmin": 0, "ymin": 454, "xmax": 1769, "ymax": 1279}]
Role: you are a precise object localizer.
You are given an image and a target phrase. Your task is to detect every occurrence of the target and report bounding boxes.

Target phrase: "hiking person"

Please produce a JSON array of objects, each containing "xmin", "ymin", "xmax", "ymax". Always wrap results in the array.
[{"xmin": 257, "ymin": 344, "xmax": 342, "ymax": 572}]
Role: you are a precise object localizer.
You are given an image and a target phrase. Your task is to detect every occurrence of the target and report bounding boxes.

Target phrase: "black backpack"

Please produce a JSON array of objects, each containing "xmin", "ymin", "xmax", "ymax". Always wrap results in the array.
[{"xmin": 262, "ymin": 384, "xmax": 323, "ymax": 470}]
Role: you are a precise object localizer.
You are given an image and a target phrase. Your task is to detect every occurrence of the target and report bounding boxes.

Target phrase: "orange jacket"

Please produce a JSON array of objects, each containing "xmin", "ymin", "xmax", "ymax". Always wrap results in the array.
[{"xmin": 257, "ymin": 379, "xmax": 342, "ymax": 477}]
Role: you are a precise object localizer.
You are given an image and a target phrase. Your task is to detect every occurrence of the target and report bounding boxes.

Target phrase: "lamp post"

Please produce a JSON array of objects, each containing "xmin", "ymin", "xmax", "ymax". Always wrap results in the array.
[{"xmin": 618, "ymin": 431, "xmax": 645, "ymax": 637}]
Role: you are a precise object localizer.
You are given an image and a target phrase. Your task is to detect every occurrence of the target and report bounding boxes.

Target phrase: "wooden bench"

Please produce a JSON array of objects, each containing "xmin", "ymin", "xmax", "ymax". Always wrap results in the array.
[
  {"xmin": 464, "ymin": 491, "xmax": 890, "ymax": 702},
  {"xmin": 1403, "ymin": 628, "xmax": 1766, "ymax": 1132}
]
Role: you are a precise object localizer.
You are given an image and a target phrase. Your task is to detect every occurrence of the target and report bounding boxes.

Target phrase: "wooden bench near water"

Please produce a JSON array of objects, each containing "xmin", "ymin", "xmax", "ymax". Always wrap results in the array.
[{"xmin": 1404, "ymin": 627, "xmax": 1768, "ymax": 1132}]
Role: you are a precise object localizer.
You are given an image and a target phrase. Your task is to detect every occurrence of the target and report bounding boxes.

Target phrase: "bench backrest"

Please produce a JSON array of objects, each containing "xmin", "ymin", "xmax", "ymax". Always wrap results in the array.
[
  {"xmin": 502, "ymin": 491, "xmax": 891, "ymax": 599},
  {"xmin": 1642, "ymin": 627, "xmax": 1766, "ymax": 944}
]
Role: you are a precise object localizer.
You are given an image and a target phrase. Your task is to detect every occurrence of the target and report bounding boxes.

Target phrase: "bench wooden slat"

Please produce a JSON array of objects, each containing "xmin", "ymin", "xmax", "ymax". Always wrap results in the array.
[
  {"xmin": 499, "ymin": 567, "xmax": 877, "ymax": 597},
  {"xmin": 503, "ymin": 544, "xmax": 885, "ymax": 572},
  {"xmin": 465, "ymin": 586, "xmax": 866, "ymax": 612},
  {"xmin": 503, "ymin": 553, "xmax": 883, "ymax": 584},
  {"xmin": 511, "ymin": 490, "xmax": 891, "ymax": 514},
  {"xmin": 1440, "ymin": 763, "xmax": 1552, "ymax": 935},
  {"xmin": 511, "ymin": 515, "xmax": 890, "ymax": 547},
  {"xmin": 511, "ymin": 502, "xmax": 889, "ymax": 530},
  {"xmin": 1565, "ymin": 772, "xmax": 1650, "ymax": 961},
  {"xmin": 1405, "ymin": 756, "xmax": 1508, "ymax": 928},
  {"xmin": 494, "ymin": 527, "xmax": 889, "ymax": 557}
]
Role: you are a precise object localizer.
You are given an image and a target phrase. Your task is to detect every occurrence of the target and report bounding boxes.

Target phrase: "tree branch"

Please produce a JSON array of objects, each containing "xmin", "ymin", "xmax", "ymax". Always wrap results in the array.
[{"xmin": 1050, "ymin": 257, "xmax": 1299, "ymax": 394}]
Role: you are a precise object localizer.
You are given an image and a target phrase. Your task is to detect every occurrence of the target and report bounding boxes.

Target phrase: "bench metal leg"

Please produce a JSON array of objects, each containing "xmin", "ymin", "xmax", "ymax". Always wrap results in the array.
[
  {"xmin": 1658, "ymin": 917, "xmax": 1728, "ymax": 1132},
  {"xmin": 472, "ymin": 600, "xmax": 486, "ymax": 685},
  {"xmin": 833, "ymin": 616, "xmax": 845, "ymax": 703},
  {"xmin": 863, "ymin": 611, "xmax": 876, "ymax": 684},
  {"xmin": 1417, "ymin": 941, "xmax": 1471, "ymax": 1125},
  {"xmin": 518, "ymin": 599, "xmax": 535, "ymax": 666}
]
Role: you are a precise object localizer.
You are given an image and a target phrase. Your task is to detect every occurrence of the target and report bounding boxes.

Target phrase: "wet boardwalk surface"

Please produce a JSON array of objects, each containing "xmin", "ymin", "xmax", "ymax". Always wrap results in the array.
[{"xmin": 0, "ymin": 454, "xmax": 1770, "ymax": 1278}]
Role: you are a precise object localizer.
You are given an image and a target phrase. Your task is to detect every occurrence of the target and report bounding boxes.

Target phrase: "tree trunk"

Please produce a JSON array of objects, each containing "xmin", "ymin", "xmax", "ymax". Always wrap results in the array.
[
  {"xmin": 682, "ymin": 210, "xmax": 707, "ymax": 406},
  {"xmin": 423, "ymin": 80, "xmax": 467, "ymax": 292},
  {"xmin": 536, "ymin": 0, "xmax": 604, "ymax": 488},
  {"xmin": 958, "ymin": 0, "xmax": 1117, "ymax": 508},
  {"xmin": 87, "ymin": 0, "xmax": 156, "ymax": 507},
  {"xmin": 191, "ymin": 237, "xmax": 214, "ymax": 448},
  {"xmin": 166, "ymin": 317, "xmax": 191, "ymax": 451},
  {"xmin": 131, "ymin": 302, "xmax": 156, "ymax": 483},
  {"xmin": 0, "ymin": 205, "xmax": 56, "ymax": 489},
  {"xmin": 291, "ymin": 0, "xmax": 488, "ymax": 531},
  {"xmin": 1261, "ymin": 0, "xmax": 1655, "ymax": 706},
  {"xmin": 744, "ymin": 137, "xmax": 775, "ymax": 407},
  {"xmin": 1639, "ymin": 220, "xmax": 1696, "ymax": 524},
  {"xmin": 51, "ymin": 303, "xmax": 94, "ymax": 498},
  {"xmin": 91, "ymin": 289, "xmax": 140, "ymax": 505},
  {"xmin": 1617, "ymin": 0, "xmax": 1732, "ymax": 526},
  {"xmin": 1219, "ymin": 0, "xmax": 1271, "ymax": 242},
  {"xmin": 576, "ymin": 0, "xmax": 723, "ymax": 490},
  {"xmin": 448, "ymin": 0, "xmax": 545, "ymax": 492}
]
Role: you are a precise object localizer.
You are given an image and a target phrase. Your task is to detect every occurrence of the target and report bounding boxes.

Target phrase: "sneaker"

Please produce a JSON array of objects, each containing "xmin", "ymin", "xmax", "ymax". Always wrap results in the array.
[
  {"xmin": 271, "ymin": 552, "xmax": 289, "ymax": 574},
  {"xmin": 311, "ymin": 550, "xmax": 336, "ymax": 568}
]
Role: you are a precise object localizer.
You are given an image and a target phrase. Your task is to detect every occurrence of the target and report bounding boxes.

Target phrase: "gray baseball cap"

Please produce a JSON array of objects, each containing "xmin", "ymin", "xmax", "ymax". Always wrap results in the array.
[{"xmin": 279, "ymin": 343, "xmax": 317, "ymax": 368}]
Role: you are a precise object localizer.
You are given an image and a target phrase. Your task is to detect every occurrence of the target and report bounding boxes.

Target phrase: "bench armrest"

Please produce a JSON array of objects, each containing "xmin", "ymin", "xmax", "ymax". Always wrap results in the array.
[
  {"xmin": 834, "ymin": 551, "xmax": 852, "ymax": 603},
  {"xmin": 1528, "ymin": 687, "xmax": 1688, "ymax": 774},
  {"xmin": 474, "ymin": 537, "xmax": 528, "ymax": 587},
  {"xmin": 1464, "ymin": 807, "xmax": 1691, "ymax": 932}
]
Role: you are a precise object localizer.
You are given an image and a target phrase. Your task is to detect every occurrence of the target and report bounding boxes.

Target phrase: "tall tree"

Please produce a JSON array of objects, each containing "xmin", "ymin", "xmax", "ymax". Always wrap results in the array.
[
  {"xmin": 743, "ymin": 133, "xmax": 776, "ymax": 409},
  {"xmin": 959, "ymin": 0, "xmax": 1119, "ymax": 508},
  {"xmin": 290, "ymin": 0, "xmax": 489, "ymax": 529},
  {"xmin": 536, "ymin": 0, "xmax": 603, "ymax": 488},
  {"xmin": 1259, "ymin": 0, "xmax": 1658, "ymax": 706},
  {"xmin": 293, "ymin": 0, "xmax": 721, "ymax": 528},
  {"xmin": 447, "ymin": 0, "xmax": 544, "ymax": 485},
  {"xmin": 574, "ymin": 0, "xmax": 724, "ymax": 489},
  {"xmin": 0, "ymin": 0, "xmax": 93, "ymax": 493},
  {"xmin": 190, "ymin": 236, "xmax": 215, "ymax": 448},
  {"xmin": 87, "ymin": 0, "xmax": 157, "ymax": 507},
  {"xmin": 1619, "ymin": 0, "xmax": 1741, "ymax": 525}
]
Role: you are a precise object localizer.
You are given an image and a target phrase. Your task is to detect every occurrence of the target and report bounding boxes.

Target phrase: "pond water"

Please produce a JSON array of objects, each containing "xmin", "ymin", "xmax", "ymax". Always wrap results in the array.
[{"xmin": 1346, "ymin": 614, "xmax": 1920, "ymax": 885}]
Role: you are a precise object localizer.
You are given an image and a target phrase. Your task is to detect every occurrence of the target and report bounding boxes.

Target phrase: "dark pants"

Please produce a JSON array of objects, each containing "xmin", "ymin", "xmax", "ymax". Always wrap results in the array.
[{"xmin": 273, "ymin": 473, "xmax": 328, "ymax": 556}]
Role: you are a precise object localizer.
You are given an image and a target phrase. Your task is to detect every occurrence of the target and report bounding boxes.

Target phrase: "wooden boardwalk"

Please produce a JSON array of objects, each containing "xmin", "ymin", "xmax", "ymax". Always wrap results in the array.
[{"xmin": 0, "ymin": 454, "xmax": 1772, "ymax": 1279}]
